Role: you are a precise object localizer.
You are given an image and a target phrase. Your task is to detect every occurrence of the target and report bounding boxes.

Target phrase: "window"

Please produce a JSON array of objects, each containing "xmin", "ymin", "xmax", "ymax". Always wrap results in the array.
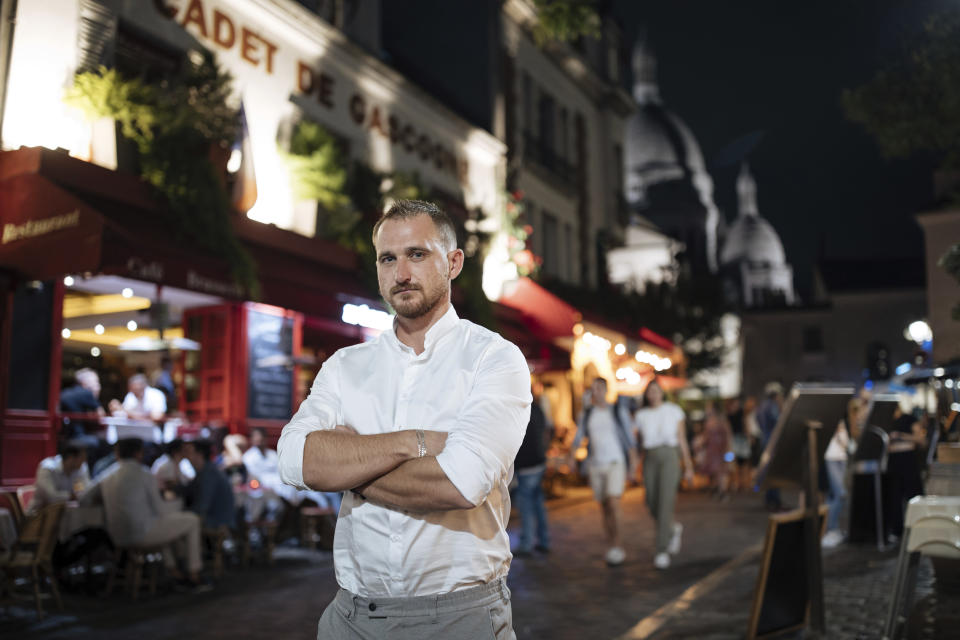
[
  {"xmin": 522, "ymin": 71, "xmax": 533, "ymax": 134},
  {"xmin": 565, "ymin": 222, "xmax": 575, "ymax": 281},
  {"xmin": 558, "ymin": 108, "xmax": 569, "ymax": 162},
  {"xmin": 543, "ymin": 211, "xmax": 559, "ymax": 279},
  {"xmin": 538, "ymin": 92, "xmax": 556, "ymax": 162},
  {"xmin": 802, "ymin": 326, "xmax": 824, "ymax": 355}
]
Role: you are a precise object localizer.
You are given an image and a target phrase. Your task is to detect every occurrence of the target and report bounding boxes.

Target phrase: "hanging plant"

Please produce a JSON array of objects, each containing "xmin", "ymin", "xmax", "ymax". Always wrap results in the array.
[
  {"xmin": 64, "ymin": 51, "xmax": 258, "ymax": 296},
  {"xmin": 279, "ymin": 119, "xmax": 359, "ymax": 239}
]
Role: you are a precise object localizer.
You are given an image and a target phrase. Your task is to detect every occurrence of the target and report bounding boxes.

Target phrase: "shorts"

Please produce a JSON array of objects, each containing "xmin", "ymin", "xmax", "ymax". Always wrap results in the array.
[{"xmin": 588, "ymin": 459, "xmax": 626, "ymax": 501}]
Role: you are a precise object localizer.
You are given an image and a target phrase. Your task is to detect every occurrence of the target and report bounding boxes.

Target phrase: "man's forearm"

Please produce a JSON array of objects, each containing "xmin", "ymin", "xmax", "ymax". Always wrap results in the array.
[
  {"xmin": 356, "ymin": 457, "xmax": 473, "ymax": 513},
  {"xmin": 303, "ymin": 429, "xmax": 417, "ymax": 491}
]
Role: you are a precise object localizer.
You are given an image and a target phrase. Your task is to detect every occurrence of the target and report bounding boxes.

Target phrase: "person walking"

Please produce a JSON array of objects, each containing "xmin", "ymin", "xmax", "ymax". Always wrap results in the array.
[
  {"xmin": 635, "ymin": 379, "xmax": 694, "ymax": 570},
  {"xmin": 570, "ymin": 377, "xmax": 637, "ymax": 567},
  {"xmin": 756, "ymin": 382, "xmax": 784, "ymax": 511},
  {"xmin": 821, "ymin": 396, "xmax": 863, "ymax": 548},
  {"xmin": 278, "ymin": 200, "xmax": 531, "ymax": 639},
  {"xmin": 513, "ymin": 395, "xmax": 551, "ymax": 556}
]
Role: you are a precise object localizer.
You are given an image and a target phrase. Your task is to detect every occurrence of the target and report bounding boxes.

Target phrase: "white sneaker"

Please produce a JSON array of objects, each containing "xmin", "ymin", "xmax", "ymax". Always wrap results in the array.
[
  {"xmin": 821, "ymin": 530, "xmax": 844, "ymax": 548},
  {"xmin": 654, "ymin": 552, "xmax": 670, "ymax": 569},
  {"xmin": 667, "ymin": 522, "xmax": 683, "ymax": 555},
  {"xmin": 605, "ymin": 547, "xmax": 626, "ymax": 566}
]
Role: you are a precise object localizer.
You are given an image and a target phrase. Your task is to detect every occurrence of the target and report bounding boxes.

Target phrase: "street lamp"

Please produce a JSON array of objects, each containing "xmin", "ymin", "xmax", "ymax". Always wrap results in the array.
[{"xmin": 905, "ymin": 320, "xmax": 932, "ymax": 345}]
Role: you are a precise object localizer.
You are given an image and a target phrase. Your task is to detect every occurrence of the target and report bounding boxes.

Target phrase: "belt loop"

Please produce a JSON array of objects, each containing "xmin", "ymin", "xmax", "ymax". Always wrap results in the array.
[
  {"xmin": 432, "ymin": 595, "xmax": 439, "ymax": 624},
  {"xmin": 350, "ymin": 594, "xmax": 358, "ymax": 620},
  {"xmin": 499, "ymin": 577, "xmax": 508, "ymax": 603}
]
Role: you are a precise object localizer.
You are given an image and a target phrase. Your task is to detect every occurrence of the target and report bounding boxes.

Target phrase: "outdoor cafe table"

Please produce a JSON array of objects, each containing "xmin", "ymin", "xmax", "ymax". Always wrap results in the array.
[
  {"xmin": 100, "ymin": 417, "xmax": 185, "ymax": 444},
  {"xmin": 60, "ymin": 497, "xmax": 184, "ymax": 542}
]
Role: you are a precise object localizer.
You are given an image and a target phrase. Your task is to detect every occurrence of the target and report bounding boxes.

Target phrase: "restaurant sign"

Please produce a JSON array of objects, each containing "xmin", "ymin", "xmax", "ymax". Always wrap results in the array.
[
  {"xmin": 160, "ymin": 0, "xmax": 468, "ymax": 183},
  {"xmin": 2, "ymin": 209, "xmax": 80, "ymax": 244}
]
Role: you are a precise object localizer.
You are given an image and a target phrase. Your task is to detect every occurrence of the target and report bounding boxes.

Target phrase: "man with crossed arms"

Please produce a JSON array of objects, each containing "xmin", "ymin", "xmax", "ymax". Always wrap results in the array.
[{"xmin": 278, "ymin": 200, "xmax": 531, "ymax": 639}]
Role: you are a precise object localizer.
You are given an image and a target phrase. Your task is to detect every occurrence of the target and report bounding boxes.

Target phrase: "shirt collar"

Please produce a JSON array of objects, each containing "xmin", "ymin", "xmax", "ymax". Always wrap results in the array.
[{"xmin": 388, "ymin": 304, "xmax": 460, "ymax": 354}]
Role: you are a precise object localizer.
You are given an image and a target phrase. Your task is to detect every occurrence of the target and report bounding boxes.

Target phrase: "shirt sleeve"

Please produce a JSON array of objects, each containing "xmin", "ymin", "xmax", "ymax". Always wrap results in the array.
[
  {"xmin": 277, "ymin": 352, "xmax": 342, "ymax": 490},
  {"xmin": 35, "ymin": 465, "xmax": 70, "ymax": 503},
  {"xmin": 435, "ymin": 340, "xmax": 532, "ymax": 506}
]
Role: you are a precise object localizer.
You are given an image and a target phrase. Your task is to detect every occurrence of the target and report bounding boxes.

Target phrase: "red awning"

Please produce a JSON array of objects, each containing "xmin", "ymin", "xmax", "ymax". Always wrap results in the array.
[
  {"xmin": 497, "ymin": 277, "xmax": 580, "ymax": 342},
  {"xmin": 0, "ymin": 147, "xmax": 376, "ymax": 325}
]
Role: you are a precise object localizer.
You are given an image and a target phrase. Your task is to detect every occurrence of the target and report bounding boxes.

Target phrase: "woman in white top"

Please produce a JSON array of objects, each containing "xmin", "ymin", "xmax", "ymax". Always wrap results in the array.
[
  {"xmin": 821, "ymin": 396, "xmax": 864, "ymax": 547},
  {"xmin": 635, "ymin": 379, "xmax": 695, "ymax": 570}
]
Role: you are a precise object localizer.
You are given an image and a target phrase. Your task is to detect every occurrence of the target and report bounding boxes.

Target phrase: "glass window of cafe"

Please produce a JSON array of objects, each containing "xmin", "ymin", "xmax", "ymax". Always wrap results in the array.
[{"xmin": 59, "ymin": 274, "xmax": 224, "ymax": 424}]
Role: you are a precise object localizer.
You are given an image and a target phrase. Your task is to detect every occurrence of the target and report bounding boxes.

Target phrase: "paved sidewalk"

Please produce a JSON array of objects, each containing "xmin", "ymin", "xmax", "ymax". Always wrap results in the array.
[{"xmin": 2, "ymin": 487, "xmax": 954, "ymax": 639}]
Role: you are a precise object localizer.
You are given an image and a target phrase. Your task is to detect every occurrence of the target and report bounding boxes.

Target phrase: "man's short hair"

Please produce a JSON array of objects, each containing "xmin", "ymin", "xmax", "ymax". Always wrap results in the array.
[
  {"xmin": 75, "ymin": 368, "xmax": 97, "ymax": 386},
  {"xmin": 371, "ymin": 199, "xmax": 457, "ymax": 252},
  {"xmin": 129, "ymin": 373, "xmax": 148, "ymax": 386},
  {"xmin": 166, "ymin": 438, "xmax": 184, "ymax": 456},
  {"xmin": 58, "ymin": 441, "xmax": 85, "ymax": 460},
  {"xmin": 250, "ymin": 427, "xmax": 268, "ymax": 439},
  {"xmin": 116, "ymin": 438, "xmax": 144, "ymax": 459},
  {"xmin": 188, "ymin": 439, "xmax": 213, "ymax": 461},
  {"xmin": 592, "ymin": 377, "xmax": 609, "ymax": 388}
]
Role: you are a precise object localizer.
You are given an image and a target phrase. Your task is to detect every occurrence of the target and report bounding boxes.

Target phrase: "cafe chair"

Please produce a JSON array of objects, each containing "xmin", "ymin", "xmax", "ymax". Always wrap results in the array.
[
  {"xmin": 202, "ymin": 526, "xmax": 230, "ymax": 579},
  {"xmin": 16, "ymin": 484, "xmax": 36, "ymax": 515},
  {"xmin": 299, "ymin": 505, "xmax": 336, "ymax": 550},
  {"xmin": 104, "ymin": 544, "xmax": 165, "ymax": 601},
  {"xmin": 882, "ymin": 495, "xmax": 960, "ymax": 640},
  {"xmin": 236, "ymin": 518, "xmax": 278, "ymax": 568},
  {"xmin": 0, "ymin": 489, "xmax": 25, "ymax": 532},
  {"xmin": 0, "ymin": 502, "xmax": 65, "ymax": 619},
  {"xmin": 851, "ymin": 425, "xmax": 890, "ymax": 550}
]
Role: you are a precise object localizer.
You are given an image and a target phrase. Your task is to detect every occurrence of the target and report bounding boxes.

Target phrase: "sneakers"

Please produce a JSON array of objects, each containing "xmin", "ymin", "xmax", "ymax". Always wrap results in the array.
[
  {"xmin": 605, "ymin": 546, "xmax": 626, "ymax": 566},
  {"xmin": 821, "ymin": 530, "xmax": 844, "ymax": 549},
  {"xmin": 653, "ymin": 552, "xmax": 670, "ymax": 569},
  {"xmin": 667, "ymin": 522, "xmax": 683, "ymax": 555}
]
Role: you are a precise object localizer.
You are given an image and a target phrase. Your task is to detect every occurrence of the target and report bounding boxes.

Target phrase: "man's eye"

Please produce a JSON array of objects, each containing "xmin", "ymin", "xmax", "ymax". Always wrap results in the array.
[
  {"xmin": 379, "ymin": 256, "xmax": 394, "ymax": 264},
  {"xmin": 411, "ymin": 251, "xmax": 425, "ymax": 259}
]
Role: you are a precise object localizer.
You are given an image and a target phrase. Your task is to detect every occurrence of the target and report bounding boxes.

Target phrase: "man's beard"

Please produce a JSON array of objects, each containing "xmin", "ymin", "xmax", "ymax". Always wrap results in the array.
[{"xmin": 388, "ymin": 282, "xmax": 445, "ymax": 319}]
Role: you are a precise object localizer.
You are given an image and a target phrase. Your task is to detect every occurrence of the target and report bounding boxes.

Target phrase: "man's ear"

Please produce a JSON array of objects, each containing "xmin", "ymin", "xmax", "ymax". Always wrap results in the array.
[{"xmin": 448, "ymin": 248, "xmax": 465, "ymax": 280}]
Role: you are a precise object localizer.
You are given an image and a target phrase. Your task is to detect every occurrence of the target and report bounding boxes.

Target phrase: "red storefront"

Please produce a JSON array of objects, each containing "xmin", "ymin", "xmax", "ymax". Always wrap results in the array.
[{"xmin": 0, "ymin": 147, "xmax": 379, "ymax": 485}]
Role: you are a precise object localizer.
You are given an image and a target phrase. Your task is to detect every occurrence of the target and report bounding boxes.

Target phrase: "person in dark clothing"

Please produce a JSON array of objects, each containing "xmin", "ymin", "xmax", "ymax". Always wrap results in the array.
[
  {"xmin": 756, "ymin": 382, "xmax": 784, "ymax": 510},
  {"xmin": 885, "ymin": 406, "xmax": 925, "ymax": 541},
  {"xmin": 513, "ymin": 397, "xmax": 551, "ymax": 556},
  {"xmin": 60, "ymin": 368, "xmax": 104, "ymax": 414},
  {"xmin": 183, "ymin": 440, "xmax": 236, "ymax": 529}
]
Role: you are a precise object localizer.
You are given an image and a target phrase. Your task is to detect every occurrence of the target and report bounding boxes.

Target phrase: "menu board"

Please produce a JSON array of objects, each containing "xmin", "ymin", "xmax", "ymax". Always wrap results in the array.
[{"xmin": 247, "ymin": 308, "xmax": 294, "ymax": 421}]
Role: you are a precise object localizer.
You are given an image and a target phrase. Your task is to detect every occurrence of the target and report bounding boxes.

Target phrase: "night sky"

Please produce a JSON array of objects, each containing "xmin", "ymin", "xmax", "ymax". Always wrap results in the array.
[{"xmin": 613, "ymin": 0, "xmax": 953, "ymax": 295}]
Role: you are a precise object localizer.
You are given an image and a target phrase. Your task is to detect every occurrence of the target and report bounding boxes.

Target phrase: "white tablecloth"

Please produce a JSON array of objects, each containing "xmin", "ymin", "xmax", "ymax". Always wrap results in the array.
[{"xmin": 60, "ymin": 498, "xmax": 184, "ymax": 542}]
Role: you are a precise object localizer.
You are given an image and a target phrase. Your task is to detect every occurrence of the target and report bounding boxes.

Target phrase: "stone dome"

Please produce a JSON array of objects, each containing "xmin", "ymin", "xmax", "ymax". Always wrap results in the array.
[{"xmin": 720, "ymin": 165, "xmax": 787, "ymax": 266}]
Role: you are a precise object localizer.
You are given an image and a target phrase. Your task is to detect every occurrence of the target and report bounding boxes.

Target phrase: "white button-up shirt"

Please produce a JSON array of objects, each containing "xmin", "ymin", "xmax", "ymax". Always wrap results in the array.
[{"xmin": 278, "ymin": 306, "xmax": 531, "ymax": 597}]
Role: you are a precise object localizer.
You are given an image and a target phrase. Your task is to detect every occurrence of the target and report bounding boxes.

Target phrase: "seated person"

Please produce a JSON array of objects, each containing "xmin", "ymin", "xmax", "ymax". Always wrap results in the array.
[
  {"xmin": 183, "ymin": 440, "xmax": 235, "ymax": 529},
  {"xmin": 59, "ymin": 368, "xmax": 105, "ymax": 455},
  {"xmin": 29, "ymin": 441, "xmax": 90, "ymax": 515},
  {"xmin": 80, "ymin": 438, "xmax": 204, "ymax": 586},
  {"xmin": 151, "ymin": 439, "xmax": 195, "ymax": 495},
  {"xmin": 109, "ymin": 373, "xmax": 167, "ymax": 421},
  {"xmin": 60, "ymin": 368, "xmax": 105, "ymax": 416},
  {"xmin": 242, "ymin": 427, "xmax": 340, "ymax": 512}
]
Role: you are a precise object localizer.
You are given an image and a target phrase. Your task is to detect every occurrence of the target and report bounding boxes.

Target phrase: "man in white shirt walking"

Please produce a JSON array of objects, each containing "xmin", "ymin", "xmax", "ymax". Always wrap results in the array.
[
  {"xmin": 278, "ymin": 200, "xmax": 531, "ymax": 639},
  {"xmin": 570, "ymin": 378, "xmax": 637, "ymax": 566}
]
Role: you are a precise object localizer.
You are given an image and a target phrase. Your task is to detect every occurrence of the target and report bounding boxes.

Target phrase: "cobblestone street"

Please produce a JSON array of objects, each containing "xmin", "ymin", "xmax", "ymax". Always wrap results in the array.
[{"xmin": 2, "ymin": 489, "xmax": 957, "ymax": 639}]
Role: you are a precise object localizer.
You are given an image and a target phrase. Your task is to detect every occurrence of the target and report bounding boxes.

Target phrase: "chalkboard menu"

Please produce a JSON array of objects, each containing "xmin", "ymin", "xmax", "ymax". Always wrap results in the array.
[
  {"xmin": 747, "ymin": 507, "xmax": 827, "ymax": 639},
  {"xmin": 247, "ymin": 308, "xmax": 294, "ymax": 421}
]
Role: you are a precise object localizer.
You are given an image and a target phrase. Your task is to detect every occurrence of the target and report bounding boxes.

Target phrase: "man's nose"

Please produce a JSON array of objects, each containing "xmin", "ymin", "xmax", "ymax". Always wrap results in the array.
[{"xmin": 395, "ymin": 258, "xmax": 411, "ymax": 282}]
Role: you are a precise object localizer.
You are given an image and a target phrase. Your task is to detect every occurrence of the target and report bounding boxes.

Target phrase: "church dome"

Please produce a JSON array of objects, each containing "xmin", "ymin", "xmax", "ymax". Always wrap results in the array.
[
  {"xmin": 624, "ymin": 42, "xmax": 708, "ymax": 203},
  {"xmin": 720, "ymin": 165, "xmax": 787, "ymax": 266}
]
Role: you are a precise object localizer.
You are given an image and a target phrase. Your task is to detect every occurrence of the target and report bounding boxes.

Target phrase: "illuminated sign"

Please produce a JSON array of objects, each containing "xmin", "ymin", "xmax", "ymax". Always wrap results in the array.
[
  {"xmin": 162, "ymin": 0, "xmax": 468, "ymax": 182},
  {"xmin": 341, "ymin": 303, "xmax": 392, "ymax": 331}
]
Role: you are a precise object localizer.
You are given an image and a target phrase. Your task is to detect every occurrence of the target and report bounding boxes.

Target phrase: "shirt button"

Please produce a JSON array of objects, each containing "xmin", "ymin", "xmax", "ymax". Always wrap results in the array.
[
  {"xmin": 369, "ymin": 602, "xmax": 377, "ymax": 611},
  {"xmin": 390, "ymin": 534, "xmax": 400, "ymax": 543}
]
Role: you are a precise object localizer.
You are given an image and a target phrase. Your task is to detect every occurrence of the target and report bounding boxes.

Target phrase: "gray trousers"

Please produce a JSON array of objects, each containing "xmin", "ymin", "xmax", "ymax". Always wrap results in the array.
[
  {"xmin": 643, "ymin": 445, "xmax": 681, "ymax": 554},
  {"xmin": 317, "ymin": 578, "xmax": 515, "ymax": 640}
]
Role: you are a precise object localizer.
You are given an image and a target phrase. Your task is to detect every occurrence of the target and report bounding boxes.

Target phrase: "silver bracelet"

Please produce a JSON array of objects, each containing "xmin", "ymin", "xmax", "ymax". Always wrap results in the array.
[{"xmin": 416, "ymin": 429, "xmax": 427, "ymax": 457}]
